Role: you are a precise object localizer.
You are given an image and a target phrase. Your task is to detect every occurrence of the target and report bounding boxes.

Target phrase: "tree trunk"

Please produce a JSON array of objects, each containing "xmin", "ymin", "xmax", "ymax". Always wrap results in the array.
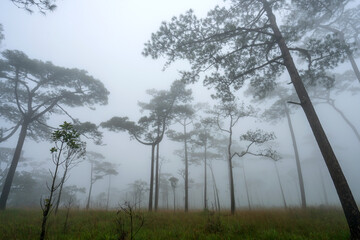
[
  {"xmin": 242, "ymin": 160, "xmax": 251, "ymax": 210},
  {"xmin": 155, "ymin": 143, "xmax": 160, "ymax": 211},
  {"xmin": 0, "ymin": 121, "xmax": 28, "ymax": 210},
  {"xmin": 204, "ymin": 144, "xmax": 208, "ymax": 210},
  {"xmin": 228, "ymin": 117, "xmax": 235, "ymax": 215},
  {"xmin": 106, "ymin": 175, "xmax": 111, "ymax": 210},
  {"xmin": 209, "ymin": 163, "xmax": 220, "ymax": 211},
  {"xmin": 184, "ymin": 122, "xmax": 189, "ymax": 212},
  {"xmin": 172, "ymin": 188, "xmax": 176, "ymax": 212},
  {"xmin": 318, "ymin": 165, "xmax": 329, "ymax": 206},
  {"xmin": 55, "ymin": 166, "xmax": 69, "ymax": 215},
  {"xmin": 319, "ymin": 26, "xmax": 360, "ymax": 83},
  {"xmin": 86, "ymin": 162, "xmax": 93, "ymax": 210},
  {"xmin": 40, "ymin": 145, "xmax": 62, "ymax": 240},
  {"xmin": 274, "ymin": 162, "xmax": 287, "ymax": 209},
  {"xmin": 284, "ymin": 102, "xmax": 306, "ymax": 208},
  {"xmin": 346, "ymin": 48, "xmax": 360, "ymax": 84},
  {"xmin": 148, "ymin": 144, "xmax": 155, "ymax": 211},
  {"xmin": 327, "ymin": 101, "xmax": 360, "ymax": 142},
  {"xmin": 263, "ymin": 2, "xmax": 360, "ymax": 238}
]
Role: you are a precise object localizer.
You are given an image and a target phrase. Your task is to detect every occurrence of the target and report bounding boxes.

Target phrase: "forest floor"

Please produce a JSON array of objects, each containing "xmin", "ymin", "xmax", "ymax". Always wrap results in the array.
[{"xmin": 0, "ymin": 207, "xmax": 349, "ymax": 240}]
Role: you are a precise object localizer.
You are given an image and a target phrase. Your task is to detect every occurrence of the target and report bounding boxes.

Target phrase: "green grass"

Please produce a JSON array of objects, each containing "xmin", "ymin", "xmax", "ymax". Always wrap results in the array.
[{"xmin": 0, "ymin": 207, "xmax": 349, "ymax": 240}]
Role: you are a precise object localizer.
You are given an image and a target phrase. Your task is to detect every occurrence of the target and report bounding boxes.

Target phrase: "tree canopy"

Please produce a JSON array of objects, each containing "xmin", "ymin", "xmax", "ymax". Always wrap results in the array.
[
  {"xmin": 0, "ymin": 50, "xmax": 109, "ymax": 142},
  {"xmin": 0, "ymin": 50, "xmax": 109, "ymax": 210}
]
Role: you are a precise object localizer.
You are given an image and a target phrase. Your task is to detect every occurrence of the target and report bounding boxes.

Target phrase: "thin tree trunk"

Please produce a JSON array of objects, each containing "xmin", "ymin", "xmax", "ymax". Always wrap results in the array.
[
  {"xmin": 209, "ymin": 165, "xmax": 221, "ymax": 211},
  {"xmin": 148, "ymin": 144, "xmax": 155, "ymax": 211},
  {"xmin": 155, "ymin": 143, "xmax": 160, "ymax": 211},
  {"xmin": 40, "ymin": 143, "xmax": 63, "ymax": 240},
  {"xmin": 106, "ymin": 175, "xmax": 111, "ymax": 210},
  {"xmin": 228, "ymin": 117, "xmax": 235, "ymax": 215},
  {"xmin": 274, "ymin": 162, "xmax": 287, "ymax": 209},
  {"xmin": 328, "ymin": 101, "xmax": 360, "ymax": 142},
  {"xmin": 346, "ymin": 49, "xmax": 360, "ymax": 84},
  {"xmin": 242, "ymin": 160, "xmax": 251, "ymax": 210},
  {"xmin": 173, "ymin": 188, "xmax": 176, "ymax": 212},
  {"xmin": 204, "ymin": 144, "xmax": 208, "ymax": 210},
  {"xmin": 55, "ymin": 166, "xmax": 68, "ymax": 215},
  {"xmin": 184, "ymin": 122, "xmax": 189, "ymax": 212},
  {"xmin": 318, "ymin": 166, "xmax": 329, "ymax": 206},
  {"xmin": 0, "ymin": 121, "xmax": 28, "ymax": 210},
  {"xmin": 212, "ymin": 184, "xmax": 218, "ymax": 211},
  {"xmin": 284, "ymin": 103, "xmax": 306, "ymax": 208},
  {"xmin": 319, "ymin": 25, "xmax": 360, "ymax": 83},
  {"xmin": 86, "ymin": 162, "xmax": 93, "ymax": 210},
  {"xmin": 167, "ymin": 189, "xmax": 169, "ymax": 210},
  {"xmin": 264, "ymin": 2, "xmax": 360, "ymax": 238}
]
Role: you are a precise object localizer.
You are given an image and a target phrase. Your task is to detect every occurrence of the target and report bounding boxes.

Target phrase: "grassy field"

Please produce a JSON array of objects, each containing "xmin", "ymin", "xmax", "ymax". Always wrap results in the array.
[{"xmin": 0, "ymin": 207, "xmax": 350, "ymax": 240}]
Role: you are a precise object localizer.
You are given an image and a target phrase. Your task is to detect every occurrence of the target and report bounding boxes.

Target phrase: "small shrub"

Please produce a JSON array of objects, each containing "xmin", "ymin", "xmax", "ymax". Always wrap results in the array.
[
  {"xmin": 204, "ymin": 210, "xmax": 223, "ymax": 234},
  {"xmin": 115, "ymin": 202, "xmax": 144, "ymax": 240}
]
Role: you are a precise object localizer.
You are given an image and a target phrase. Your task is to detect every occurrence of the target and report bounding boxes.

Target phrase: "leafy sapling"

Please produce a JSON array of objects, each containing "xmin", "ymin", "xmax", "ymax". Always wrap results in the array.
[{"xmin": 40, "ymin": 122, "xmax": 85, "ymax": 240}]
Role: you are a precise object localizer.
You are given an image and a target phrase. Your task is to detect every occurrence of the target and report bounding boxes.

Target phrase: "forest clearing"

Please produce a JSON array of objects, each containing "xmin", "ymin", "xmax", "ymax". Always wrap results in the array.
[
  {"xmin": 1, "ymin": 0, "xmax": 360, "ymax": 239},
  {"xmin": 0, "ymin": 207, "xmax": 349, "ymax": 240}
]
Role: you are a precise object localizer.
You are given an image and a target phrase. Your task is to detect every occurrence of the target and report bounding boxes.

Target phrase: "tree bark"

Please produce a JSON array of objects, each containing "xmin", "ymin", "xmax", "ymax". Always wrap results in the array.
[
  {"xmin": 0, "ymin": 120, "xmax": 28, "ymax": 210},
  {"xmin": 263, "ymin": 1, "xmax": 360, "ymax": 238},
  {"xmin": 284, "ymin": 102, "xmax": 306, "ymax": 208}
]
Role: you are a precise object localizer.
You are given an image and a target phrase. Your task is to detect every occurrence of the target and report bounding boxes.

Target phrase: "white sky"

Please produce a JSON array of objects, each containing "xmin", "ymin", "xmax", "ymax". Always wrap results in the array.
[
  {"xmin": 0, "ymin": 0, "xmax": 224, "ymax": 206},
  {"xmin": 1, "ymin": 0, "xmax": 360, "ymax": 209}
]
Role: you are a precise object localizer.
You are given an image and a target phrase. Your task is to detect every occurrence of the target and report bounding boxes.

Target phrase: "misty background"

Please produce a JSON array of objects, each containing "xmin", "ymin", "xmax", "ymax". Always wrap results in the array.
[{"xmin": 0, "ymin": 0, "xmax": 359, "ymax": 210}]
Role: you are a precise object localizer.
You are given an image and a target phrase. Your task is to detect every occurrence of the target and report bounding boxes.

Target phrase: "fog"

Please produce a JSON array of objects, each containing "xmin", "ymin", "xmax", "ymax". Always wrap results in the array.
[{"xmin": 0, "ymin": 0, "xmax": 360, "ymax": 212}]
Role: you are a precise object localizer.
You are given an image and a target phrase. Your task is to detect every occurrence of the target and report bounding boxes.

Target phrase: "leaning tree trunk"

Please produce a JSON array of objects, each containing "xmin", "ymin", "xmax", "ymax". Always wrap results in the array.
[
  {"xmin": 284, "ymin": 102, "xmax": 306, "ymax": 208},
  {"xmin": 319, "ymin": 26, "xmax": 360, "ymax": 83},
  {"xmin": 263, "ymin": 1, "xmax": 360, "ymax": 238},
  {"xmin": 55, "ymin": 166, "xmax": 69, "ymax": 214},
  {"xmin": 148, "ymin": 144, "xmax": 156, "ymax": 211},
  {"xmin": 209, "ymin": 163, "xmax": 221, "ymax": 211},
  {"xmin": 86, "ymin": 162, "xmax": 94, "ymax": 210},
  {"xmin": 274, "ymin": 162, "xmax": 287, "ymax": 209},
  {"xmin": 241, "ymin": 159, "xmax": 251, "ymax": 210},
  {"xmin": 0, "ymin": 121, "xmax": 29, "ymax": 210},
  {"xmin": 327, "ymin": 101, "xmax": 360, "ymax": 142}
]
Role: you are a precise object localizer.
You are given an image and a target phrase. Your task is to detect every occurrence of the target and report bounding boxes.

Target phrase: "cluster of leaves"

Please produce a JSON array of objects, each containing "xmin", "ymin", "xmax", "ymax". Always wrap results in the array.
[
  {"xmin": 51, "ymin": 122, "xmax": 85, "ymax": 153},
  {"xmin": 10, "ymin": 0, "xmax": 57, "ymax": 14}
]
